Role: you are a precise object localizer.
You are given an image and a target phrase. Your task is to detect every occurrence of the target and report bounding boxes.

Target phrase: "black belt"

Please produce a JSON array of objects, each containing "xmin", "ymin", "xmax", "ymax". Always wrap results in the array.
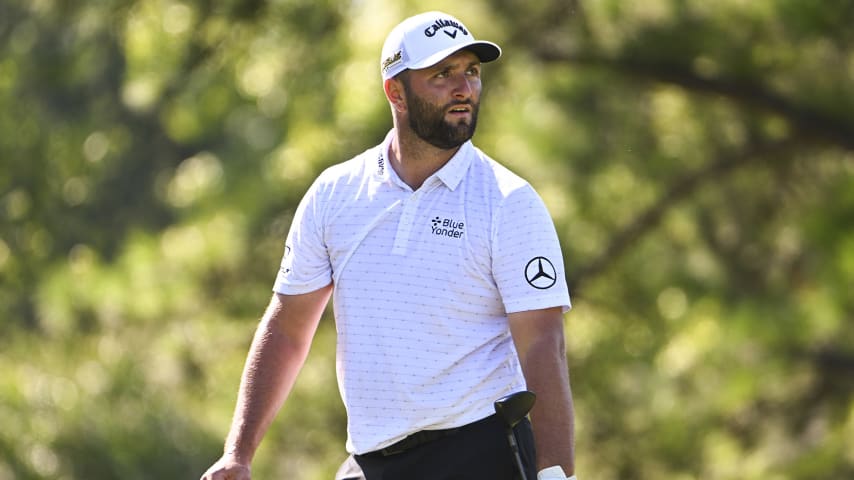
[{"xmin": 370, "ymin": 414, "xmax": 496, "ymax": 457}]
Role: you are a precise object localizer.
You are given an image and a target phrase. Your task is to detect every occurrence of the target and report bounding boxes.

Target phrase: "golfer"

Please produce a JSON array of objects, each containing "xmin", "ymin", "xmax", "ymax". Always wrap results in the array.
[{"xmin": 201, "ymin": 11, "xmax": 577, "ymax": 480}]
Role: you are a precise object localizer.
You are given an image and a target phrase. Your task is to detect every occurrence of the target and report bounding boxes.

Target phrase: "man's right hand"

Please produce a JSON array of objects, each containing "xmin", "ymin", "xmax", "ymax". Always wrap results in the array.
[{"xmin": 200, "ymin": 455, "xmax": 251, "ymax": 480}]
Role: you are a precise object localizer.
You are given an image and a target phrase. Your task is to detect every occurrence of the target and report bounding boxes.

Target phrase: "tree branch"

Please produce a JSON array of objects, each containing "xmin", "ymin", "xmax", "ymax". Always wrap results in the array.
[
  {"xmin": 568, "ymin": 138, "xmax": 797, "ymax": 291},
  {"xmin": 536, "ymin": 51, "xmax": 854, "ymax": 152}
]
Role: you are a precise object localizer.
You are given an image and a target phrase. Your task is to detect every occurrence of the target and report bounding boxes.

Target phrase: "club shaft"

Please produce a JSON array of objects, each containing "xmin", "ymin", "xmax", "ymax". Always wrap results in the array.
[{"xmin": 506, "ymin": 430, "xmax": 528, "ymax": 480}]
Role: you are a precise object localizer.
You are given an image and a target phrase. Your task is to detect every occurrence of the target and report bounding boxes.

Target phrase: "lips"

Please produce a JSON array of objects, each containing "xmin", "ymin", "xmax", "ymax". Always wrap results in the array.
[{"xmin": 447, "ymin": 104, "xmax": 472, "ymax": 116}]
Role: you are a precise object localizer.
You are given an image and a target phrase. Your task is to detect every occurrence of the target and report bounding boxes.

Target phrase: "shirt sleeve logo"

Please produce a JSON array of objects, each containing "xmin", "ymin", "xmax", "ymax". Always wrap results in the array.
[
  {"xmin": 525, "ymin": 256, "xmax": 557, "ymax": 289},
  {"xmin": 279, "ymin": 244, "xmax": 292, "ymax": 275}
]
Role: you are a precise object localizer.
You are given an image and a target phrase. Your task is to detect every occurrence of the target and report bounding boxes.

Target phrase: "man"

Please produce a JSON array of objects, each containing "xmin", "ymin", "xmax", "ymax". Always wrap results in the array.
[{"xmin": 200, "ymin": 11, "xmax": 577, "ymax": 480}]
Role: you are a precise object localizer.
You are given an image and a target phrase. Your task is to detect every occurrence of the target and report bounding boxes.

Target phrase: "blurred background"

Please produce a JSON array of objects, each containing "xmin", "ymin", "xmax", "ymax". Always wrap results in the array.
[{"xmin": 1, "ymin": 0, "xmax": 853, "ymax": 478}]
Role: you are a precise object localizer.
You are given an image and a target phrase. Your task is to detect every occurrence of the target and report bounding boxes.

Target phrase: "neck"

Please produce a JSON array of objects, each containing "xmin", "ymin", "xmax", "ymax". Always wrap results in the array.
[{"xmin": 389, "ymin": 126, "xmax": 461, "ymax": 190}]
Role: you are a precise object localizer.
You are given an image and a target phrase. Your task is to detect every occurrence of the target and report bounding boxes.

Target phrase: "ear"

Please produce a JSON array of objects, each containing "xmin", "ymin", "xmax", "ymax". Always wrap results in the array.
[{"xmin": 384, "ymin": 78, "xmax": 407, "ymax": 113}]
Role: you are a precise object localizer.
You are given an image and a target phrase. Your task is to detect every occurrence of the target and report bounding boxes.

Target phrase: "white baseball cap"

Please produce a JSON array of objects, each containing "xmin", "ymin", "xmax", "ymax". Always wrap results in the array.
[{"xmin": 380, "ymin": 11, "xmax": 502, "ymax": 80}]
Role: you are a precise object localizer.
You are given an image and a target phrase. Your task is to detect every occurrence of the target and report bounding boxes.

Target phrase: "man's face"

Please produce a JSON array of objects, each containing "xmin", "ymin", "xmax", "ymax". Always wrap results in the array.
[{"xmin": 399, "ymin": 50, "xmax": 482, "ymax": 150}]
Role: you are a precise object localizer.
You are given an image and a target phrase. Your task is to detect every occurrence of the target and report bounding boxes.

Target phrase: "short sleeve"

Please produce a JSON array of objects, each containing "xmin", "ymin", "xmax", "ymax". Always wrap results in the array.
[
  {"xmin": 272, "ymin": 179, "xmax": 333, "ymax": 294},
  {"xmin": 492, "ymin": 185, "xmax": 571, "ymax": 314}
]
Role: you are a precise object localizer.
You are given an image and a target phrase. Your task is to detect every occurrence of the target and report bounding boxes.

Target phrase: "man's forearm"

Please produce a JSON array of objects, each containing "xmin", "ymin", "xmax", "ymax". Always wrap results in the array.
[
  {"xmin": 519, "ymin": 331, "xmax": 576, "ymax": 475},
  {"xmin": 223, "ymin": 295, "xmax": 323, "ymax": 464}
]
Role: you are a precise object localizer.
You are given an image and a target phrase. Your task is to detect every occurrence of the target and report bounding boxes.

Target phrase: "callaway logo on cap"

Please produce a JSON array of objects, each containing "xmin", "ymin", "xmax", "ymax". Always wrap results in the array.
[{"xmin": 380, "ymin": 11, "xmax": 502, "ymax": 80}]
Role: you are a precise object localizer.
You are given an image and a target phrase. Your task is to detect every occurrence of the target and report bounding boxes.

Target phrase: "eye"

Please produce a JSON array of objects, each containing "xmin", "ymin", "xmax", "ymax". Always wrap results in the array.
[
  {"xmin": 435, "ymin": 69, "xmax": 451, "ymax": 79},
  {"xmin": 466, "ymin": 65, "xmax": 481, "ymax": 77}
]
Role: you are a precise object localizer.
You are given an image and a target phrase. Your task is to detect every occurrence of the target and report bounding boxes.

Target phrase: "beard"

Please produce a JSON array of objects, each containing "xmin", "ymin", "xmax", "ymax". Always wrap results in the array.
[{"xmin": 404, "ymin": 87, "xmax": 480, "ymax": 150}]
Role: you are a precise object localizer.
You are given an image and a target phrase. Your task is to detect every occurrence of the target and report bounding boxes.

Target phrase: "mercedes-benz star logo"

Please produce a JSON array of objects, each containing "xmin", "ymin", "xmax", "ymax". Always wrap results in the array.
[{"xmin": 525, "ymin": 256, "xmax": 557, "ymax": 289}]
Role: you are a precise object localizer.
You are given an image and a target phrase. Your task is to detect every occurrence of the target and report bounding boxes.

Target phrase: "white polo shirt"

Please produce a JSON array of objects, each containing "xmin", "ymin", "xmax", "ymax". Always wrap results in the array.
[{"xmin": 273, "ymin": 130, "xmax": 571, "ymax": 454}]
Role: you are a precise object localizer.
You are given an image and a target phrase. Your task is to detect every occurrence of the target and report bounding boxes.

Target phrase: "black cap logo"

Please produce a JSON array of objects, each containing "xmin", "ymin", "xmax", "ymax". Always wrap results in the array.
[{"xmin": 424, "ymin": 18, "xmax": 469, "ymax": 39}]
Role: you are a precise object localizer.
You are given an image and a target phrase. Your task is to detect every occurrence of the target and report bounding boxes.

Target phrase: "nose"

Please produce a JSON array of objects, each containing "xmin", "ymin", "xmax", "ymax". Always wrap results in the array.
[{"xmin": 453, "ymin": 74, "xmax": 475, "ymax": 100}]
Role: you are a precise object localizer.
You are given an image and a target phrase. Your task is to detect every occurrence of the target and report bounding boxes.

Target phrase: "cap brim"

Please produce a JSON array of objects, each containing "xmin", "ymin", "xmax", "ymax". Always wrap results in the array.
[{"xmin": 408, "ymin": 40, "xmax": 502, "ymax": 71}]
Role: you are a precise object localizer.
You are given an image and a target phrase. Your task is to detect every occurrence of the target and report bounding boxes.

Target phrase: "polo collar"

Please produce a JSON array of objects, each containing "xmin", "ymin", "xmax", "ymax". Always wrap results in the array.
[
  {"xmin": 374, "ymin": 130, "xmax": 395, "ymax": 183},
  {"xmin": 374, "ymin": 129, "xmax": 473, "ymax": 191},
  {"xmin": 434, "ymin": 141, "xmax": 472, "ymax": 191}
]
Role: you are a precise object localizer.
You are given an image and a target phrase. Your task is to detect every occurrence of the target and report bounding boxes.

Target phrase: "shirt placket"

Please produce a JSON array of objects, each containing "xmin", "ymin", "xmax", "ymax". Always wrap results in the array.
[{"xmin": 392, "ymin": 180, "xmax": 437, "ymax": 255}]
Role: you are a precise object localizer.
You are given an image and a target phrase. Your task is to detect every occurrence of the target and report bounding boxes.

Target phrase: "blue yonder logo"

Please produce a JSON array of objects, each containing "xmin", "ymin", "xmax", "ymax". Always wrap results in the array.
[{"xmin": 431, "ymin": 216, "xmax": 465, "ymax": 238}]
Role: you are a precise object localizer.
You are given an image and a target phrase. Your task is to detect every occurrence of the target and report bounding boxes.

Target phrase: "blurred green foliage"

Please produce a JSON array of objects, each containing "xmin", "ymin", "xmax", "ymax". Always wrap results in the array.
[{"xmin": 1, "ymin": 0, "xmax": 853, "ymax": 479}]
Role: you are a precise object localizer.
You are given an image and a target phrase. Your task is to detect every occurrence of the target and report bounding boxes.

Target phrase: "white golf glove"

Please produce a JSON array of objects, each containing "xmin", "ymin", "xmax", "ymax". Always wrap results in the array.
[{"xmin": 538, "ymin": 465, "xmax": 577, "ymax": 480}]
